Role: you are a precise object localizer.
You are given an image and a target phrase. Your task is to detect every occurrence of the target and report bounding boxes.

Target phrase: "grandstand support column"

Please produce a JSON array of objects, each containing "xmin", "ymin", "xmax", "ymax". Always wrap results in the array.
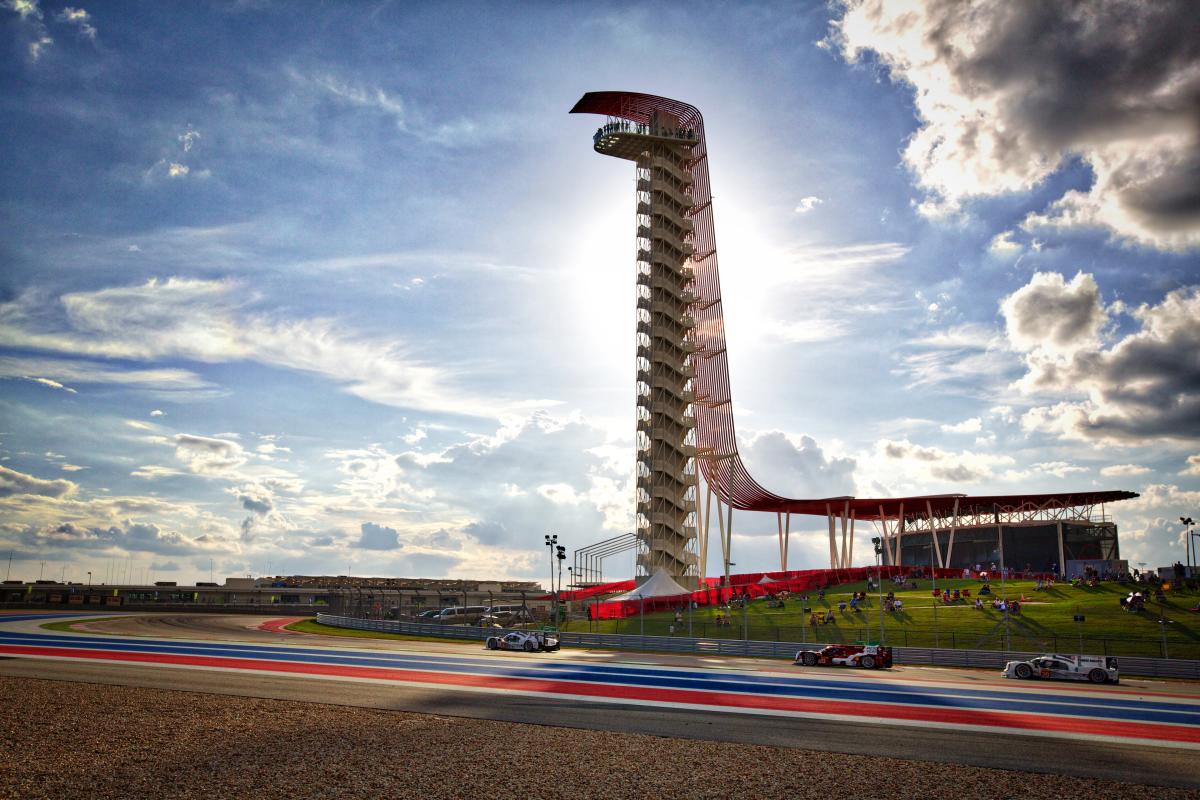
[
  {"xmin": 776, "ymin": 512, "xmax": 791, "ymax": 572},
  {"xmin": 946, "ymin": 498, "xmax": 960, "ymax": 567},
  {"xmin": 927, "ymin": 500, "xmax": 944, "ymax": 568},
  {"xmin": 826, "ymin": 504, "xmax": 836, "ymax": 568},
  {"xmin": 848, "ymin": 511, "xmax": 855, "ymax": 568},
  {"xmin": 839, "ymin": 502, "xmax": 847, "ymax": 569},
  {"xmin": 715, "ymin": 491, "xmax": 727, "ymax": 583},
  {"xmin": 717, "ymin": 499, "xmax": 733, "ymax": 587},
  {"xmin": 703, "ymin": 483, "xmax": 714, "ymax": 584},
  {"xmin": 1056, "ymin": 520, "xmax": 1065, "ymax": 576},
  {"xmin": 896, "ymin": 502, "xmax": 905, "ymax": 566}
]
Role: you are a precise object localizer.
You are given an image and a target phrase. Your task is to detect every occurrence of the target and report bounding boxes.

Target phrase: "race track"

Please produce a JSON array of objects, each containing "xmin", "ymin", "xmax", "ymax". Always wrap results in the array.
[{"xmin": 2, "ymin": 612, "xmax": 1197, "ymax": 787}]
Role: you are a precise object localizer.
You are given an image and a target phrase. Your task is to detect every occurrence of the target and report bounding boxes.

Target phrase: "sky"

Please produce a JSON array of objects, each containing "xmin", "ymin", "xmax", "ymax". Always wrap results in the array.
[{"xmin": 1, "ymin": 0, "xmax": 1198, "ymax": 587}]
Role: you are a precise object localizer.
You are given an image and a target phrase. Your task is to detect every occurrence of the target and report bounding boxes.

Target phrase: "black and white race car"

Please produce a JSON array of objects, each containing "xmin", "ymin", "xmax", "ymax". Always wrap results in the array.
[
  {"xmin": 1002, "ymin": 654, "xmax": 1119, "ymax": 684},
  {"xmin": 485, "ymin": 630, "xmax": 561, "ymax": 653}
]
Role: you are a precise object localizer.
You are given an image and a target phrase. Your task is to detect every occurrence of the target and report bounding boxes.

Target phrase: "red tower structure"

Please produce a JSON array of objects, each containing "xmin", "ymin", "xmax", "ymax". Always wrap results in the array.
[{"xmin": 572, "ymin": 91, "xmax": 1136, "ymax": 582}]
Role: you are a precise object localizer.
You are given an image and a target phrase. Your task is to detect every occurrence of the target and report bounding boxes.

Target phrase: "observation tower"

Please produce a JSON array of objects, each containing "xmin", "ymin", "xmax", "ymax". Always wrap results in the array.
[
  {"xmin": 574, "ymin": 101, "xmax": 703, "ymax": 587},
  {"xmin": 572, "ymin": 91, "xmax": 1137, "ymax": 585}
]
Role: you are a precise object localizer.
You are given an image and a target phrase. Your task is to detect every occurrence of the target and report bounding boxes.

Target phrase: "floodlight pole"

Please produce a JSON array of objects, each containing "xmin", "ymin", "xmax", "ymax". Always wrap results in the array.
[
  {"xmin": 930, "ymin": 536, "xmax": 939, "ymax": 648},
  {"xmin": 872, "ymin": 537, "xmax": 885, "ymax": 645},
  {"xmin": 999, "ymin": 526, "xmax": 1011, "ymax": 652},
  {"xmin": 1183, "ymin": 517, "xmax": 1195, "ymax": 578},
  {"xmin": 544, "ymin": 533, "xmax": 558, "ymax": 624}
]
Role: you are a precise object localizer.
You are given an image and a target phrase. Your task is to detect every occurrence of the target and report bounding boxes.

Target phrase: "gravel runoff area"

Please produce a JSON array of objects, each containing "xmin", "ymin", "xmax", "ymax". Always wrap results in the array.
[{"xmin": 1, "ymin": 677, "xmax": 1196, "ymax": 800}]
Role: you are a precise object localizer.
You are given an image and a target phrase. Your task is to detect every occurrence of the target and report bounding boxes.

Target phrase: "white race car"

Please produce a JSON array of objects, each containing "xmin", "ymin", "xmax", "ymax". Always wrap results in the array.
[
  {"xmin": 1002, "ymin": 654, "xmax": 1119, "ymax": 684},
  {"xmin": 485, "ymin": 630, "xmax": 560, "ymax": 653}
]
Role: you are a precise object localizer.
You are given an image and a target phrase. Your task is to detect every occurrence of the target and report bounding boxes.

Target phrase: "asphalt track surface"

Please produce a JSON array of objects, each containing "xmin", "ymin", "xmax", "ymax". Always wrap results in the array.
[{"xmin": 2, "ymin": 612, "xmax": 1198, "ymax": 788}]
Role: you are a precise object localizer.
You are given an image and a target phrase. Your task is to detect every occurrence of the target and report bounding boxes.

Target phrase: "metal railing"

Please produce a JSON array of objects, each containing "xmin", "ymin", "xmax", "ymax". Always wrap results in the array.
[{"xmin": 314, "ymin": 614, "xmax": 1200, "ymax": 680}]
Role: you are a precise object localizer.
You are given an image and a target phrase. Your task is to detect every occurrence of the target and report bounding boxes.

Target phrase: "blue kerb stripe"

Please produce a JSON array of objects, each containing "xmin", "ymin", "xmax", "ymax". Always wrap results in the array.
[{"xmin": 1, "ymin": 630, "xmax": 1196, "ymax": 726}]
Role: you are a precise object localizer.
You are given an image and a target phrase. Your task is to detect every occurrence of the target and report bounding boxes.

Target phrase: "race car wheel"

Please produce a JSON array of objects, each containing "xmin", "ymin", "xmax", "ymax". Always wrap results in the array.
[
  {"xmin": 1014, "ymin": 663, "xmax": 1033, "ymax": 679},
  {"xmin": 523, "ymin": 641, "xmax": 536, "ymax": 652},
  {"xmin": 861, "ymin": 655, "xmax": 876, "ymax": 669},
  {"xmin": 1087, "ymin": 668, "xmax": 1108, "ymax": 684},
  {"xmin": 486, "ymin": 639, "xmax": 498, "ymax": 650},
  {"xmin": 801, "ymin": 652, "xmax": 818, "ymax": 666}
]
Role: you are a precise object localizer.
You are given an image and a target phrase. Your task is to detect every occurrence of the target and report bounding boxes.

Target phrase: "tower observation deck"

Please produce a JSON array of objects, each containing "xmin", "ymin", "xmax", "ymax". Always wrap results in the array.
[{"xmin": 571, "ymin": 91, "xmax": 1137, "ymax": 585}]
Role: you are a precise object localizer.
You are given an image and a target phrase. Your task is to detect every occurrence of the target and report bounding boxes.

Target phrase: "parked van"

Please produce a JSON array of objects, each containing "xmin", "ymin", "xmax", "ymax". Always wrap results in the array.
[
  {"xmin": 484, "ymin": 604, "xmax": 528, "ymax": 616},
  {"xmin": 434, "ymin": 605, "xmax": 487, "ymax": 623}
]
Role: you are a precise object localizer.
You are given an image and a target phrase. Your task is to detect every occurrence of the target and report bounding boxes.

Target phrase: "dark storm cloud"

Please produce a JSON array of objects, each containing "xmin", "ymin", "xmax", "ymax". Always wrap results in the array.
[
  {"xmin": 835, "ymin": 0, "xmax": 1200, "ymax": 247},
  {"xmin": 1008, "ymin": 278, "xmax": 1200, "ymax": 442}
]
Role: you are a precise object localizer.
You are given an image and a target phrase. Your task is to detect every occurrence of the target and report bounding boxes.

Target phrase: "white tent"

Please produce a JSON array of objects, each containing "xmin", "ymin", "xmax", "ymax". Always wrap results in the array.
[
  {"xmin": 758, "ymin": 575, "xmax": 777, "ymax": 585},
  {"xmin": 609, "ymin": 568, "xmax": 692, "ymax": 601}
]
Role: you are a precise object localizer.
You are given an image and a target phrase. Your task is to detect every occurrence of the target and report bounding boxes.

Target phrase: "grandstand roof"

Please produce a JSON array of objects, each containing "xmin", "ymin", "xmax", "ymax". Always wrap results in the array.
[{"xmin": 775, "ymin": 490, "xmax": 1138, "ymax": 520}]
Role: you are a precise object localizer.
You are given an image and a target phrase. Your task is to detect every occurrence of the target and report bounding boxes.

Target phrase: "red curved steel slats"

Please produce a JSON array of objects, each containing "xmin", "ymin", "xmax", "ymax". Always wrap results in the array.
[{"xmin": 571, "ymin": 92, "xmax": 1137, "ymax": 522}]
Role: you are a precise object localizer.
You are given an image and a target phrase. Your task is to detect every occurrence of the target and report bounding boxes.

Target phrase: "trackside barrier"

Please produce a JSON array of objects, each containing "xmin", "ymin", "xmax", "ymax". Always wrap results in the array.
[{"xmin": 314, "ymin": 615, "xmax": 1200, "ymax": 680}]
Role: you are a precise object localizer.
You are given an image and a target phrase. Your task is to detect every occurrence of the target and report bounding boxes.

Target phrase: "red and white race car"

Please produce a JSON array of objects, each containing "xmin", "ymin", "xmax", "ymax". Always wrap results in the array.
[{"xmin": 793, "ymin": 644, "xmax": 892, "ymax": 669}]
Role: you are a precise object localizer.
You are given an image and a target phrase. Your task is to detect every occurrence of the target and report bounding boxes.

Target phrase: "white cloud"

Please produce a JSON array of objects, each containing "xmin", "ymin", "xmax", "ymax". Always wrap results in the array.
[
  {"xmin": 1181, "ymin": 455, "xmax": 1200, "ymax": 477},
  {"xmin": 150, "ymin": 409, "xmax": 164, "ymax": 417},
  {"xmin": 172, "ymin": 434, "xmax": 246, "ymax": 476},
  {"xmin": 20, "ymin": 375, "xmax": 77, "ymax": 393},
  {"xmin": 1002, "ymin": 271, "xmax": 1107, "ymax": 356},
  {"xmin": 56, "ymin": 7, "xmax": 95, "ymax": 39},
  {"xmin": 167, "ymin": 163, "xmax": 189, "ymax": 178},
  {"xmin": 402, "ymin": 427, "xmax": 427, "ymax": 445},
  {"xmin": 5, "ymin": 0, "xmax": 42, "ymax": 20},
  {"xmin": 29, "ymin": 34, "xmax": 52, "ymax": 59},
  {"xmin": 940, "ymin": 417, "xmax": 982, "ymax": 434},
  {"xmin": 60, "ymin": 464, "xmax": 87, "ymax": 472},
  {"xmin": 3, "ymin": 0, "xmax": 53, "ymax": 61},
  {"xmin": 794, "ymin": 196, "xmax": 823, "ymax": 214},
  {"xmin": 0, "ymin": 465, "xmax": 76, "ymax": 498},
  {"xmin": 0, "ymin": 278, "xmax": 516, "ymax": 416},
  {"xmin": 832, "ymin": 0, "xmax": 1200, "ymax": 250},
  {"xmin": 870, "ymin": 438, "xmax": 1014, "ymax": 487},
  {"xmin": 741, "ymin": 431, "xmax": 856, "ymax": 498},
  {"xmin": 357, "ymin": 521, "xmax": 402, "ymax": 550},
  {"xmin": 0, "ymin": 355, "xmax": 213, "ymax": 393},
  {"xmin": 130, "ymin": 465, "xmax": 183, "ymax": 480},
  {"xmin": 178, "ymin": 128, "xmax": 200, "ymax": 153},
  {"xmin": 1111, "ymin": 484, "xmax": 1200, "ymax": 567},
  {"xmin": 1030, "ymin": 461, "xmax": 1088, "ymax": 479},
  {"xmin": 1100, "ymin": 464, "xmax": 1150, "ymax": 477}
]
